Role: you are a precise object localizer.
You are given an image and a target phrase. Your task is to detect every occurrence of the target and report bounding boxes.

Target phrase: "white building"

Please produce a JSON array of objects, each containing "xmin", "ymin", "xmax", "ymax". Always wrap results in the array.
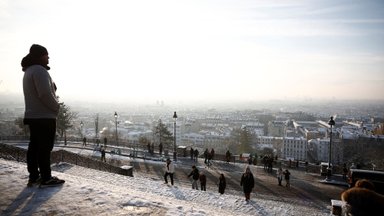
[
  {"xmin": 180, "ymin": 132, "xmax": 204, "ymax": 148},
  {"xmin": 307, "ymin": 136, "xmax": 343, "ymax": 164},
  {"xmin": 282, "ymin": 137, "xmax": 307, "ymax": 161},
  {"xmin": 256, "ymin": 136, "xmax": 284, "ymax": 156},
  {"xmin": 308, "ymin": 138, "xmax": 330, "ymax": 163}
]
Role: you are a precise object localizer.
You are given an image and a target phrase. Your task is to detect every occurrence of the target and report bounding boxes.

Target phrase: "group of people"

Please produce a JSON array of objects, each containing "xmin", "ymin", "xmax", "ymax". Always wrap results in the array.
[
  {"xmin": 276, "ymin": 167, "xmax": 291, "ymax": 187},
  {"xmin": 163, "ymin": 158, "xmax": 258, "ymax": 201},
  {"xmin": 189, "ymin": 148, "xmax": 199, "ymax": 162},
  {"xmin": 163, "ymin": 159, "xmax": 227, "ymax": 194},
  {"xmin": 204, "ymin": 148, "xmax": 215, "ymax": 166},
  {"xmin": 186, "ymin": 164, "xmax": 230, "ymax": 195},
  {"xmin": 189, "ymin": 148, "xmax": 217, "ymax": 166},
  {"xmin": 262, "ymin": 155, "xmax": 274, "ymax": 173},
  {"xmin": 147, "ymin": 142, "xmax": 155, "ymax": 155}
]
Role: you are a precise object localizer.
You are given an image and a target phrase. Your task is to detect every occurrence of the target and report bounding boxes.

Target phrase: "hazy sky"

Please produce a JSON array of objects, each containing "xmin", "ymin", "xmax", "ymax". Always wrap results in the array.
[{"xmin": 1, "ymin": 0, "xmax": 383, "ymax": 104}]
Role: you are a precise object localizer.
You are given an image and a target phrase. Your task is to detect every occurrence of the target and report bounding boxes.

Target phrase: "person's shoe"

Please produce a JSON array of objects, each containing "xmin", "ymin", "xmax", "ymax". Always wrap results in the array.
[
  {"xmin": 27, "ymin": 177, "xmax": 42, "ymax": 187},
  {"xmin": 40, "ymin": 176, "xmax": 65, "ymax": 188}
]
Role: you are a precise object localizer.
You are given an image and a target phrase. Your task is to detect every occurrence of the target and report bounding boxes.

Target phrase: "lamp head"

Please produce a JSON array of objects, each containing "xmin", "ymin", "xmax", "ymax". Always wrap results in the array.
[
  {"xmin": 173, "ymin": 111, "xmax": 177, "ymax": 119},
  {"xmin": 328, "ymin": 116, "xmax": 335, "ymax": 126}
]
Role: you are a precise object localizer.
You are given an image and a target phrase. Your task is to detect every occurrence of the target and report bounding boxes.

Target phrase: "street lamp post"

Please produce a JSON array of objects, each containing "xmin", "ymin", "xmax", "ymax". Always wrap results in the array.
[
  {"xmin": 173, "ymin": 111, "xmax": 177, "ymax": 161},
  {"xmin": 327, "ymin": 116, "xmax": 335, "ymax": 179},
  {"xmin": 63, "ymin": 112, "xmax": 67, "ymax": 146},
  {"xmin": 114, "ymin": 112, "xmax": 118, "ymax": 147},
  {"xmin": 80, "ymin": 121, "xmax": 84, "ymax": 139}
]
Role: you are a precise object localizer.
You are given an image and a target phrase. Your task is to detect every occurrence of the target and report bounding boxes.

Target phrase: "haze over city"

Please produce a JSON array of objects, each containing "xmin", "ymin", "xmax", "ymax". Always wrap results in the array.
[{"xmin": 1, "ymin": 0, "xmax": 384, "ymax": 105}]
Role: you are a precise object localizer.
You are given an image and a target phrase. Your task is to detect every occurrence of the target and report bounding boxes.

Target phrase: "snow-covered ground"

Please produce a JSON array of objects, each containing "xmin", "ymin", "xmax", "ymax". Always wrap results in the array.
[{"xmin": 0, "ymin": 157, "xmax": 333, "ymax": 216}]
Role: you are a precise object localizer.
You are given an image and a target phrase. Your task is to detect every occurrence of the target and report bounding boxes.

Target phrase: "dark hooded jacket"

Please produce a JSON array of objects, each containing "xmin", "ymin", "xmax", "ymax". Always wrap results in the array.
[{"xmin": 240, "ymin": 172, "xmax": 255, "ymax": 193}]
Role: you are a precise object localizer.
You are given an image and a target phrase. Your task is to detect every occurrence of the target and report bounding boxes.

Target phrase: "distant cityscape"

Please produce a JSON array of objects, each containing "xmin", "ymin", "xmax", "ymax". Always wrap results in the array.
[{"xmin": 1, "ymin": 93, "xmax": 383, "ymax": 170}]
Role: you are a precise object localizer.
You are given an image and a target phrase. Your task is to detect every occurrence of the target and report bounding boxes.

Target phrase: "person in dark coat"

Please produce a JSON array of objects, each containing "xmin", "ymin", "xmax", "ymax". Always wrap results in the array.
[
  {"xmin": 284, "ymin": 169, "xmax": 291, "ymax": 188},
  {"xmin": 240, "ymin": 166, "xmax": 255, "ymax": 202},
  {"xmin": 188, "ymin": 165, "xmax": 199, "ymax": 190},
  {"xmin": 218, "ymin": 173, "xmax": 226, "ymax": 194},
  {"xmin": 101, "ymin": 145, "xmax": 106, "ymax": 162},
  {"xmin": 204, "ymin": 148, "xmax": 209, "ymax": 164},
  {"xmin": 190, "ymin": 147, "xmax": 194, "ymax": 160},
  {"xmin": 194, "ymin": 149, "xmax": 199, "ymax": 162},
  {"xmin": 199, "ymin": 171, "xmax": 207, "ymax": 191},
  {"xmin": 225, "ymin": 150, "xmax": 231, "ymax": 163}
]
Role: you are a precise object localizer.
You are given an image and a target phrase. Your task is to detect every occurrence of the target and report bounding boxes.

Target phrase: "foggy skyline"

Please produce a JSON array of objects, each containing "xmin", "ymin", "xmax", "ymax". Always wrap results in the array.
[{"xmin": 1, "ymin": 0, "xmax": 384, "ymax": 104}]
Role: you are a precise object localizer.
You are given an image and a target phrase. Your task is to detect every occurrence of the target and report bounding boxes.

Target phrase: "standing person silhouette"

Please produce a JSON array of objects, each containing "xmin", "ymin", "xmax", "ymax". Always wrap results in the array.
[
  {"xmin": 22, "ymin": 44, "xmax": 65, "ymax": 187},
  {"xmin": 277, "ymin": 167, "xmax": 283, "ymax": 186},
  {"xmin": 199, "ymin": 171, "xmax": 207, "ymax": 191},
  {"xmin": 240, "ymin": 166, "xmax": 255, "ymax": 202},
  {"xmin": 218, "ymin": 173, "xmax": 226, "ymax": 194},
  {"xmin": 284, "ymin": 169, "xmax": 291, "ymax": 188}
]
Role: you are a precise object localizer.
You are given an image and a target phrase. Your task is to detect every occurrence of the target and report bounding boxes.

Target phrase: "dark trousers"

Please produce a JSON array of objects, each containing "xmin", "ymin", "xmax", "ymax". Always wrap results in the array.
[
  {"xmin": 201, "ymin": 183, "xmax": 206, "ymax": 191},
  {"xmin": 164, "ymin": 172, "xmax": 174, "ymax": 185},
  {"xmin": 244, "ymin": 192, "xmax": 251, "ymax": 201},
  {"xmin": 25, "ymin": 119, "xmax": 56, "ymax": 181}
]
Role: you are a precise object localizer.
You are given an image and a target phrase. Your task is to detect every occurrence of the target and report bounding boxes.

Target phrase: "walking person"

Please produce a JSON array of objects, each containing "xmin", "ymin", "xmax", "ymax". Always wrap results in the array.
[
  {"xmin": 22, "ymin": 44, "xmax": 65, "ymax": 187},
  {"xmin": 100, "ymin": 145, "xmax": 106, "ymax": 162},
  {"xmin": 83, "ymin": 137, "xmax": 87, "ymax": 146},
  {"xmin": 164, "ymin": 158, "xmax": 174, "ymax": 185},
  {"xmin": 194, "ymin": 149, "xmax": 199, "ymax": 162},
  {"xmin": 240, "ymin": 166, "xmax": 255, "ymax": 202},
  {"xmin": 225, "ymin": 150, "xmax": 231, "ymax": 163},
  {"xmin": 218, "ymin": 173, "xmax": 226, "ymax": 194},
  {"xmin": 277, "ymin": 167, "xmax": 283, "ymax": 186},
  {"xmin": 284, "ymin": 169, "xmax": 291, "ymax": 188},
  {"xmin": 204, "ymin": 148, "xmax": 209, "ymax": 164},
  {"xmin": 199, "ymin": 171, "xmax": 207, "ymax": 191},
  {"xmin": 190, "ymin": 147, "xmax": 194, "ymax": 160},
  {"xmin": 188, "ymin": 165, "xmax": 200, "ymax": 190}
]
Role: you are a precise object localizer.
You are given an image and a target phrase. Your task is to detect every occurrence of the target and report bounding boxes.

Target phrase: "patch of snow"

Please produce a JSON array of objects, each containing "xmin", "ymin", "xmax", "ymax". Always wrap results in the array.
[{"xmin": 0, "ymin": 158, "xmax": 330, "ymax": 215}]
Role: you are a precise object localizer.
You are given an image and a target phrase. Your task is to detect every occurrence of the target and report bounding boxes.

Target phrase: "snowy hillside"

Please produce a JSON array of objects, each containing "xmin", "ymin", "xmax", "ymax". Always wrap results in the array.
[{"xmin": 0, "ymin": 158, "xmax": 331, "ymax": 215}]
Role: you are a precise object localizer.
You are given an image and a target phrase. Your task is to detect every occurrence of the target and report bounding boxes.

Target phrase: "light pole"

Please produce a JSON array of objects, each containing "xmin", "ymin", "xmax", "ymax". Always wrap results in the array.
[
  {"xmin": 114, "ymin": 112, "xmax": 118, "ymax": 147},
  {"xmin": 63, "ymin": 112, "xmax": 67, "ymax": 146},
  {"xmin": 80, "ymin": 121, "xmax": 84, "ymax": 139},
  {"xmin": 327, "ymin": 116, "xmax": 335, "ymax": 179},
  {"xmin": 173, "ymin": 111, "xmax": 177, "ymax": 161}
]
